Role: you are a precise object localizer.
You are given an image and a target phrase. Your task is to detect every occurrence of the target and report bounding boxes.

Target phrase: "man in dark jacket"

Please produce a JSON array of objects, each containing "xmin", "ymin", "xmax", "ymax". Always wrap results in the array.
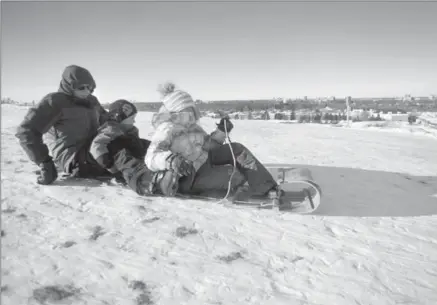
[
  {"xmin": 16, "ymin": 65, "xmax": 108, "ymax": 185},
  {"xmin": 15, "ymin": 66, "xmax": 137, "ymax": 187}
]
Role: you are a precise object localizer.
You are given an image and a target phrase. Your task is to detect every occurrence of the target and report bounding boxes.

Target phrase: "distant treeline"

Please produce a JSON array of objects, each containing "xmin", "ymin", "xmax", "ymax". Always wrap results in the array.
[
  {"xmin": 133, "ymin": 98, "xmax": 437, "ymax": 113},
  {"xmin": 133, "ymin": 99, "xmax": 293, "ymax": 112},
  {"xmin": 2, "ymin": 96, "xmax": 436, "ymax": 113}
]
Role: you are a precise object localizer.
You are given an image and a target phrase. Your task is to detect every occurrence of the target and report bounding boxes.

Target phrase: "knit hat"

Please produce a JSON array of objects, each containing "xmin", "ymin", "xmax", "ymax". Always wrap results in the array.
[
  {"xmin": 158, "ymin": 82, "xmax": 196, "ymax": 113},
  {"xmin": 108, "ymin": 99, "xmax": 138, "ymax": 122}
]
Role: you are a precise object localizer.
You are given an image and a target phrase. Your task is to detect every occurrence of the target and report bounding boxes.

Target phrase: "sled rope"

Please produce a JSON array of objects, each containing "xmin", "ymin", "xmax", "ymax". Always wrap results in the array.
[{"xmin": 216, "ymin": 120, "xmax": 237, "ymax": 204}]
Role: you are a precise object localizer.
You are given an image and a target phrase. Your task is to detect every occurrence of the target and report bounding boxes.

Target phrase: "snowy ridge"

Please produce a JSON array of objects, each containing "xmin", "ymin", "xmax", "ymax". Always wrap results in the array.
[
  {"xmin": 2, "ymin": 105, "xmax": 437, "ymax": 305},
  {"xmin": 333, "ymin": 120, "xmax": 437, "ymax": 139}
]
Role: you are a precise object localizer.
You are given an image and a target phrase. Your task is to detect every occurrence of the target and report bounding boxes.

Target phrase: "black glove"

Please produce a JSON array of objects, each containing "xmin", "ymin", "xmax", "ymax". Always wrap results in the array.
[
  {"xmin": 166, "ymin": 154, "xmax": 194, "ymax": 176},
  {"xmin": 217, "ymin": 117, "xmax": 234, "ymax": 133},
  {"xmin": 37, "ymin": 157, "xmax": 58, "ymax": 185}
]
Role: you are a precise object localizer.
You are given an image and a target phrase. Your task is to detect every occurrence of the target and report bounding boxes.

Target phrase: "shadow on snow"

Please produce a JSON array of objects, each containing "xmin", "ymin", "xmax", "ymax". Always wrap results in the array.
[
  {"xmin": 267, "ymin": 163, "xmax": 437, "ymax": 217},
  {"xmin": 50, "ymin": 164, "xmax": 437, "ymax": 218}
]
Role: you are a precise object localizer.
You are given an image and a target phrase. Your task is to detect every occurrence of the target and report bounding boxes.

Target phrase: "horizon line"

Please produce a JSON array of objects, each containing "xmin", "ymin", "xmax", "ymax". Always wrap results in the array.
[{"xmin": 3, "ymin": 94, "xmax": 437, "ymax": 105}]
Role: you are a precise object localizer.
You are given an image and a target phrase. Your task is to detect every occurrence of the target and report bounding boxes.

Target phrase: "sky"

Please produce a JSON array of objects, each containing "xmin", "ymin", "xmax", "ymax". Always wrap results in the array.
[{"xmin": 1, "ymin": 0, "xmax": 437, "ymax": 104}]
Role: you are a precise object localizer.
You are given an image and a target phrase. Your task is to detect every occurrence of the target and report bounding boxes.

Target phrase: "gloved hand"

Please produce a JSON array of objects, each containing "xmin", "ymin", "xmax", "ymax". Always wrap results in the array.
[
  {"xmin": 37, "ymin": 157, "xmax": 58, "ymax": 185},
  {"xmin": 166, "ymin": 154, "xmax": 194, "ymax": 176},
  {"xmin": 217, "ymin": 117, "xmax": 234, "ymax": 133}
]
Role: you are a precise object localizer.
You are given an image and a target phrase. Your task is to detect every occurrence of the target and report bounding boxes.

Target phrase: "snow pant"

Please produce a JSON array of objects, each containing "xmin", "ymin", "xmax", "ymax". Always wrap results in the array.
[
  {"xmin": 110, "ymin": 148, "xmax": 155, "ymax": 195},
  {"xmin": 68, "ymin": 145, "xmax": 112, "ymax": 178},
  {"xmin": 69, "ymin": 137, "xmax": 153, "ymax": 195},
  {"xmin": 107, "ymin": 137, "xmax": 150, "ymax": 161},
  {"xmin": 104, "ymin": 136, "xmax": 153, "ymax": 195},
  {"xmin": 178, "ymin": 142, "xmax": 277, "ymax": 196}
]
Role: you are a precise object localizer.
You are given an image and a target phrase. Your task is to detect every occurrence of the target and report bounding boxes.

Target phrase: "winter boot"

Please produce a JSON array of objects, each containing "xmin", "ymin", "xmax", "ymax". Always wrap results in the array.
[
  {"xmin": 149, "ymin": 170, "xmax": 180, "ymax": 197},
  {"xmin": 267, "ymin": 185, "xmax": 285, "ymax": 206}
]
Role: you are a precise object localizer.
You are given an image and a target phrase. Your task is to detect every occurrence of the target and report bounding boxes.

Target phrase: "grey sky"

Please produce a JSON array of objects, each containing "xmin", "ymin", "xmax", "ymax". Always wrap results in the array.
[{"xmin": 2, "ymin": 1, "xmax": 436, "ymax": 103}]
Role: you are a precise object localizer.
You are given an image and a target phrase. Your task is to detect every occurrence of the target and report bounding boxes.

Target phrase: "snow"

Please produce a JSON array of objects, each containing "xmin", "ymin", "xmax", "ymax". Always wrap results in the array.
[
  {"xmin": 332, "ymin": 120, "xmax": 437, "ymax": 139},
  {"xmin": 420, "ymin": 112, "xmax": 437, "ymax": 124},
  {"xmin": 2, "ymin": 104, "xmax": 437, "ymax": 305}
]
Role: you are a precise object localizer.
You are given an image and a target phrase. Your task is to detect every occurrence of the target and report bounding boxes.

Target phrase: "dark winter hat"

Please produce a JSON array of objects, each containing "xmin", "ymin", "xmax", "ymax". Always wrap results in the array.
[
  {"xmin": 108, "ymin": 99, "xmax": 138, "ymax": 122},
  {"xmin": 58, "ymin": 65, "xmax": 96, "ymax": 95}
]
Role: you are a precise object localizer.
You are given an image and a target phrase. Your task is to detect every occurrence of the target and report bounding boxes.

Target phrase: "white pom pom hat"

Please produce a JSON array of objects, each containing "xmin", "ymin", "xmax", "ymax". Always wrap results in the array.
[{"xmin": 159, "ymin": 82, "xmax": 200, "ymax": 119}]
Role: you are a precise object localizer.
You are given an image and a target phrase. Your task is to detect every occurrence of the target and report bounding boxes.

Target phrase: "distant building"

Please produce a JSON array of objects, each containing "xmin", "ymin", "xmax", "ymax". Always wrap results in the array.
[
  {"xmin": 403, "ymin": 94, "xmax": 414, "ymax": 102},
  {"xmin": 319, "ymin": 106, "xmax": 335, "ymax": 113},
  {"xmin": 390, "ymin": 114, "xmax": 409, "ymax": 122}
]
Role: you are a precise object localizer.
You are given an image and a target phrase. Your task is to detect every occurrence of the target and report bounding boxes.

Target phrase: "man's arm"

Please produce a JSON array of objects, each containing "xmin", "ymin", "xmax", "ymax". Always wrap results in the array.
[{"xmin": 15, "ymin": 94, "xmax": 63, "ymax": 164}]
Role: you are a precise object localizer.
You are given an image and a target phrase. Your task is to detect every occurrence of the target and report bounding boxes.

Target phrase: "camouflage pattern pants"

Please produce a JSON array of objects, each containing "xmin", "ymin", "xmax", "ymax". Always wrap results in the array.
[{"xmin": 69, "ymin": 138, "xmax": 152, "ymax": 195}]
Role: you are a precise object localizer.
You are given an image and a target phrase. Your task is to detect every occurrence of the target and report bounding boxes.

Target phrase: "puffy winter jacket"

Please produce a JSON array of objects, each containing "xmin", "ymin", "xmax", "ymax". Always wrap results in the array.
[
  {"xmin": 145, "ymin": 107, "xmax": 227, "ymax": 173},
  {"xmin": 15, "ymin": 65, "xmax": 107, "ymax": 173}
]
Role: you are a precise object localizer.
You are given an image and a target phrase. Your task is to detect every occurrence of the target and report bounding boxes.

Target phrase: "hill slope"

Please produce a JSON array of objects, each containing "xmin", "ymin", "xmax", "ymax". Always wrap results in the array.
[{"xmin": 2, "ymin": 105, "xmax": 437, "ymax": 305}]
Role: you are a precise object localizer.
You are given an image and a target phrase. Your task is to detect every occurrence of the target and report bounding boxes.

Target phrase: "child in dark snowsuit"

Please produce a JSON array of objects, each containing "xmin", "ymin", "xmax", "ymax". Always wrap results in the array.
[{"xmin": 90, "ymin": 99, "xmax": 179, "ymax": 196}]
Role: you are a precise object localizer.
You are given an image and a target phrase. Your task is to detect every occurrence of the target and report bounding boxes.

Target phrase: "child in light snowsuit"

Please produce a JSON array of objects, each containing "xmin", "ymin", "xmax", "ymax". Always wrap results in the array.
[
  {"xmin": 90, "ymin": 99, "xmax": 178, "ymax": 196},
  {"xmin": 145, "ymin": 83, "xmax": 281, "ymax": 199}
]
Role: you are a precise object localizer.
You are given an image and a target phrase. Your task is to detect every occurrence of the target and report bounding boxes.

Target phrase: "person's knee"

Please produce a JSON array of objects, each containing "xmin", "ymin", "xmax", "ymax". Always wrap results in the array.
[
  {"xmin": 230, "ymin": 142, "xmax": 245, "ymax": 153},
  {"xmin": 113, "ymin": 148, "xmax": 142, "ymax": 172},
  {"xmin": 233, "ymin": 145, "xmax": 257, "ymax": 170}
]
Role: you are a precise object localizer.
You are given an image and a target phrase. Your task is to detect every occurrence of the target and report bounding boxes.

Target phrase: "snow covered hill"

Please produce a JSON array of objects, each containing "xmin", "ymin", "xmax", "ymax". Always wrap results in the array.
[
  {"xmin": 332, "ymin": 120, "xmax": 437, "ymax": 139},
  {"xmin": 2, "ymin": 104, "xmax": 437, "ymax": 305}
]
